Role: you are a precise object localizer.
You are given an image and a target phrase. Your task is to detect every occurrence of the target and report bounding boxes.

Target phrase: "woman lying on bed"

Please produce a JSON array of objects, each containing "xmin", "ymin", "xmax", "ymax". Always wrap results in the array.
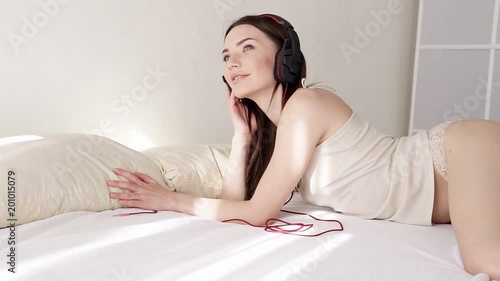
[{"xmin": 107, "ymin": 14, "xmax": 500, "ymax": 279}]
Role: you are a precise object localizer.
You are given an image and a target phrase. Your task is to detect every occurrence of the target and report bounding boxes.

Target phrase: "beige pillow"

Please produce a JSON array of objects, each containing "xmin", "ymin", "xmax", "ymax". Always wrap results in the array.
[
  {"xmin": 0, "ymin": 133, "xmax": 169, "ymax": 228},
  {"xmin": 142, "ymin": 144, "xmax": 231, "ymax": 199}
]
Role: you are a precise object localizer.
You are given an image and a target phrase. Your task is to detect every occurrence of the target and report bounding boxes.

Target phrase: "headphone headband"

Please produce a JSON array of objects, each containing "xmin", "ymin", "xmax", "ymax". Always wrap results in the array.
[{"xmin": 259, "ymin": 14, "xmax": 294, "ymax": 29}]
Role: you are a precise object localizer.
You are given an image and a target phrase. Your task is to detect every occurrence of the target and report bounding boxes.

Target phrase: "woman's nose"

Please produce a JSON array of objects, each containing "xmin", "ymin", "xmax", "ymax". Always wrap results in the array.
[{"xmin": 227, "ymin": 55, "xmax": 241, "ymax": 70}]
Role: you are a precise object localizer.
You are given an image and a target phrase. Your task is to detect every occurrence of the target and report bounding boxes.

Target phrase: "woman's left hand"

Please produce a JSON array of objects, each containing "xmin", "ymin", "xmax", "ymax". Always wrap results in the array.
[{"xmin": 108, "ymin": 168, "xmax": 173, "ymax": 211}]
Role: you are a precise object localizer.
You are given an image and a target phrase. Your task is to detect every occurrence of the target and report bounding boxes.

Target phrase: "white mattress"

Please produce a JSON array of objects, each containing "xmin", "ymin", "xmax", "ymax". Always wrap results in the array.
[{"xmin": 0, "ymin": 193, "xmax": 474, "ymax": 281}]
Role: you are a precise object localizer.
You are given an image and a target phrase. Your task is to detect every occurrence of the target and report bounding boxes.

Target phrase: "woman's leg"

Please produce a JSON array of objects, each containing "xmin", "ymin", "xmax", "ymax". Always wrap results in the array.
[{"xmin": 444, "ymin": 119, "xmax": 500, "ymax": 279}]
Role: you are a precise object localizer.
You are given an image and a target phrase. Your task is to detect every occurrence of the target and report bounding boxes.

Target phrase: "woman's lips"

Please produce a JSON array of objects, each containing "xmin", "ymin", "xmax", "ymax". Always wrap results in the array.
[{"xmin": 232, "ymin": 74, "xmax": 249, "ymax": 82}]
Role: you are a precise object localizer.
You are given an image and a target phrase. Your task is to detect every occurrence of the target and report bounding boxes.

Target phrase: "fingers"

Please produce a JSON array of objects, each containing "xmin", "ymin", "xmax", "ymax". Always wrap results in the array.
[
  {"xmin": 227, "ymin": 91, "xmax": 243, "ymax": 106},
  {"xmin": 109, "ymin": 188, "xmax": 147, "ymax": 209},
  {"xmin": 107, "ymin": 179, "xmax": 139, "ymax": 192},
  {"xmin": 229, "ymin": 92, "xmax": 238, "ymax": 107},
  {"xmin": 135, "ymin": 171, "xmax": 157, "ymax": 184},
  {"xmin": 109, "ymin": 170, "xmax": 159, "ymax": 192},
  {"xmin": 111, "ymin": 196, "xmax": 145, "ymax": 209},
  {"xmin": 113, "ymin": 168, "xmax": 144, "ymax": 186},
  {"xmin": 108, "ymin": 168, "xmax": 147, "ymax": 192},
  {"xmin": 108, "ymin": 169, "xmax": 168, "ymax": 211}
]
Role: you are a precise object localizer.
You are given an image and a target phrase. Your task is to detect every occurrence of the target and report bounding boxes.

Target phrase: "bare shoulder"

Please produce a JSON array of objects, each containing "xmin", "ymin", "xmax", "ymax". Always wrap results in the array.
[
  {"xmin": 283, "ymin": 87, "xmax": 353, "ymax": 146},
  {"xmin": 248, "ymin": 87, "xmax": 353, "ymax": 217}
]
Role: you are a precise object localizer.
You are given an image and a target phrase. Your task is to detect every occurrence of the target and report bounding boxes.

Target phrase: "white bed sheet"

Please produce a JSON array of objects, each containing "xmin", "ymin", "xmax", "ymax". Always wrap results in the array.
[{"xmin": 0, "ymin": 193, "xmax": 473, "ymax": 281}]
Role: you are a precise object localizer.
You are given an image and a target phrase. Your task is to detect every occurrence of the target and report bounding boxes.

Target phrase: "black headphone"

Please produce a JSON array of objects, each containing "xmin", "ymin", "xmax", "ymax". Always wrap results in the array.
[{"xmin": 259, "ymin": 14, "xmax": 303, "ymax": 85}]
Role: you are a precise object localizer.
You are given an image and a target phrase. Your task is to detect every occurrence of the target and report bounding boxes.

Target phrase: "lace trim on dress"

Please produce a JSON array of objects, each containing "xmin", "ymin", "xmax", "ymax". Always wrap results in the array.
[{"xmin": 428, "ymin": 121, "xmax": 455, "ymax": 181}]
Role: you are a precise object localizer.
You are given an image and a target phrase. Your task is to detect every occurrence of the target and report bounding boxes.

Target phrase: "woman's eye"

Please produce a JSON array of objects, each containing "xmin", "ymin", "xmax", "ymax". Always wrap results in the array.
[{"xmin": 222, "ymin": 45, "xmax": 252, "ymax": 62}]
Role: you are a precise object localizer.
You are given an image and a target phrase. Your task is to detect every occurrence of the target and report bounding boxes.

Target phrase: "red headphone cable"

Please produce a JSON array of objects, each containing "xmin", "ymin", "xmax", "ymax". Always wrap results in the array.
[
  {"xmin": 113, "ymin": 193, "xmax": 344, "ymax": 237},
  {"xmin": 222, "ymin": 192, "xmax": 344, "ymax": 237}
]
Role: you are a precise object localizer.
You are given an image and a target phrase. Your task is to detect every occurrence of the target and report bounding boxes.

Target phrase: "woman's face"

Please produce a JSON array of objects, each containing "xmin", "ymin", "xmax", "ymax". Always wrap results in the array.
[{"xmin": 222, "ymin": 24, "xmax": 278, "ymax": 99}]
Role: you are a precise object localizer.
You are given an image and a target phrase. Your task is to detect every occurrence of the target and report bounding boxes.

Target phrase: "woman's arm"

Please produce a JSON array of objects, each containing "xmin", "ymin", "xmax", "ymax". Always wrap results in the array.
[
  {"xmin": 169, "ymin": 192, "xmax": 257, "ymax": 222},
  {"xmin": 220, "ymin": 78, "xmax": 256, "ymax": 201},
  {"xmin": 109, "ymin": 89, "xmax": 331, "ymax": 225},
  {"xmin": 219, "ymin": 134, "xmax": 251, "ymax": 201},
  {"xmin": 109, "ymin": 169, "xmax": 263, "ymax": 224}
]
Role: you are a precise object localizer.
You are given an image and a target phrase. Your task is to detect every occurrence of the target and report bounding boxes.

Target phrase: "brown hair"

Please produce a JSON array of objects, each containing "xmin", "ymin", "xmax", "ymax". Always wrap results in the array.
[{"xmin": 224, "ymin": 15, "xmax": 307, "ymax": 200}]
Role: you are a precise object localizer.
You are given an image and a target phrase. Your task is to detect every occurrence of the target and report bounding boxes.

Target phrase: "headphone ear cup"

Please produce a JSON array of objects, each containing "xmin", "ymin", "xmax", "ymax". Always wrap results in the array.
[
  {"xmin": 277, "ymin": 39, "xmax": 299, "ymax": 84},
  {"xmin": 260, "ymin": 14, "xmax": 302, "ymax": 84}
]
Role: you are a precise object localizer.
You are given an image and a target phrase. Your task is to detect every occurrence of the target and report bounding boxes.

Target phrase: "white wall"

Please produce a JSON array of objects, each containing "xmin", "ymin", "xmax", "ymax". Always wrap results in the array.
[{"xmin": 0, "ymin": 0, "xmax": 419, "ymax": 151}]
